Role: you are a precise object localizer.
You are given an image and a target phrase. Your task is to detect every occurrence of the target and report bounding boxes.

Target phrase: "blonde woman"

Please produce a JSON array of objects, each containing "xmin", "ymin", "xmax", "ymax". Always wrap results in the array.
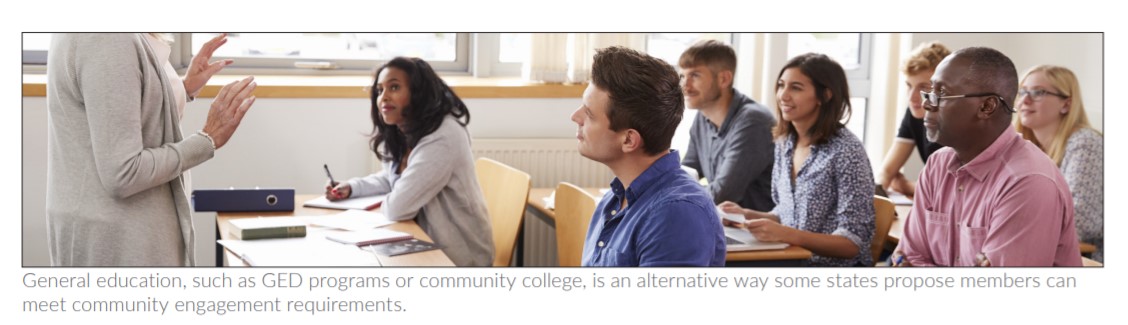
[
  {"xmin": 1014, "ymin": 65, "xmax": 1103, "ymax": 262},
  {"xmin": 878, "ymin": 41, "xmax": 949, "ymax": 196}
]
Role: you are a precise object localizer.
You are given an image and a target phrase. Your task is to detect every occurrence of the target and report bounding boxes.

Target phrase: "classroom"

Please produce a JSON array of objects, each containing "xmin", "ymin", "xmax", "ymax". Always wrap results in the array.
[{"xmin": 21, "ymin": 32, "xmax": 1103, "ymax": 267}]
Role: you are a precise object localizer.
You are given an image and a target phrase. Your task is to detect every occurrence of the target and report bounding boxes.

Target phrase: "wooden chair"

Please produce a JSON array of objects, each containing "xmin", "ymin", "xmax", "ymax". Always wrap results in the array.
[
  {"xmin": 553, "ymin": 182, "xmax": 598, "ymax": 267},
  {"xmin": 474, "ymin": 158, "xmax": 531, "ymax": 267},
  {"xmin": 871, "ymin": 195, "xmax": 896, "ymax": 265}
]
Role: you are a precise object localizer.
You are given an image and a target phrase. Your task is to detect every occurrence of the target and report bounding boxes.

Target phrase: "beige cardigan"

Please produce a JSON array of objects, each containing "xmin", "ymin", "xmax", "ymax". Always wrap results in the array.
[{"xmin": 46, "ymin": 33, "xmax": 215, "ymax": 266}]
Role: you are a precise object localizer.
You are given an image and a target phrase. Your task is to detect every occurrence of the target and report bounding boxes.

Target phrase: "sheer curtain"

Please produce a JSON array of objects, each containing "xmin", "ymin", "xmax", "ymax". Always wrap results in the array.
[{"xmin": 523, "ymin": 33, "xmax": 646, "ymax": 83}]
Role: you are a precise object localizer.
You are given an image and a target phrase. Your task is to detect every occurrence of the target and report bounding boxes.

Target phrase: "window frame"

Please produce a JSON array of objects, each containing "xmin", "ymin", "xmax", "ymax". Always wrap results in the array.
[{"xmin": 172, "ymin": 33, "xmax": 473, "ymax": 76}]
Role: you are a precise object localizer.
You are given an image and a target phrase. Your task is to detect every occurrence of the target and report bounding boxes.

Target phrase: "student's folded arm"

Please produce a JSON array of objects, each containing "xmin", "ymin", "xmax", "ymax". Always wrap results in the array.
[
  {"xmin": 379, "ymin": 137, "xmax": 456, "ymax": 221},
  {"xmin": 346, "ymin": 168, "xmax": 392, "ymax": 198},
  {"xmin": 983, "ymin": 176, "xmax": 1076, "ymax": 266},
  {"xmin": 637, "ymin": 202, "xmax": 720, "ymax": 267},
  {"xmin": 79, "ymin": 34, "xmax": 214, "ymax": 199},
  {"xmin": 878, "ymin": 140, "xmax": 914, "ymax": 186},
  {"xmin": 709, "ymin": 113, "xmax": 773, "ymax": 203}
]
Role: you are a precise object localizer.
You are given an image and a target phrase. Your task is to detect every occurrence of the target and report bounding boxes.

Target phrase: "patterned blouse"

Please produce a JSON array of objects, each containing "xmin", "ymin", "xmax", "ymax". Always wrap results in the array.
[
  {"xmin": 770, "ymin": 127, "xmax": 875, "ymax": 266},
  {"xmin": 1061, "ymin": 128, "xmax": 1104, "ymax": 262}
]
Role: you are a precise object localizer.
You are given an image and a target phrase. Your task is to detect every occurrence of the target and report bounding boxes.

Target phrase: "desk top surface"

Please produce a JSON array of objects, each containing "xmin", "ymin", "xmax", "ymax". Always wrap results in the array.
[{"xmin": 216, "ymin": 194, "xmax": 454, "ymax": 267}]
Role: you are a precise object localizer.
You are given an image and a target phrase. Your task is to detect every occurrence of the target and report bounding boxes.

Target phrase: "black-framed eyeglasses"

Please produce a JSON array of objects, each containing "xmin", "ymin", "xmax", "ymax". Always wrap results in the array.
[
  {"xmin": 920, "ymin": 91, "xmax": 1014, "ymax": 113},
  {"xmin": 1017, "ymin": 89, "xmax": 1068, "ymax": 102}
]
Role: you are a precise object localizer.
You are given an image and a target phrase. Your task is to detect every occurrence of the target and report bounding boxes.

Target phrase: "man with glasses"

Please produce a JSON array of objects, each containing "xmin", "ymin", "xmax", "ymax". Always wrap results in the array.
[{"xmin": 894, "ymin": 47, "xmax": 1081, "ymax": 266}]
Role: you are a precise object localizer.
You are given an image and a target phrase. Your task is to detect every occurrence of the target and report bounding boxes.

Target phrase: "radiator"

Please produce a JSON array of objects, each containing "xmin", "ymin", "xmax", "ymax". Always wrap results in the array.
[
  {"xmin": 470, "ymin": 138, "xmax": 613, "ymax": 188},
  {"xmin": 471, "ymin": 138, "xmax": 611, "ymax": 267}
]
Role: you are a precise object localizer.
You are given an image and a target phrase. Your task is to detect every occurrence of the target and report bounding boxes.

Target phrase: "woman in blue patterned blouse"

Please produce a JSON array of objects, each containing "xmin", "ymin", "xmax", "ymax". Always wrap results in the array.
[
  {"xmin": 721, "ymin": 53, "xmax": 875, "ymax": 266},
  {"xmin": 1013, "ymin": 65, "xmax": 1103, "ymax": 263}
]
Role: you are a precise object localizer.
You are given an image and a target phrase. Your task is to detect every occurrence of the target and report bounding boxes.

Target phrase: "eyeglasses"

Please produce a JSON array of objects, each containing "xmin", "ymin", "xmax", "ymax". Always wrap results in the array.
[
  {"xmin": 1017, "ymin": 89, "xmax": 1068, "ymax": 102},
  {"xmin": 920, "ymin": 91, "xmax": 1015, "ymax": 113}
]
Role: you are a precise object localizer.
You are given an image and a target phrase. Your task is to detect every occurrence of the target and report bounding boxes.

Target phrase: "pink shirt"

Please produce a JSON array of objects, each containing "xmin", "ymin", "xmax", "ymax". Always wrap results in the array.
[{"xmin": 901, "ymin": 130, "xmax": 1082, "ymax": 266}]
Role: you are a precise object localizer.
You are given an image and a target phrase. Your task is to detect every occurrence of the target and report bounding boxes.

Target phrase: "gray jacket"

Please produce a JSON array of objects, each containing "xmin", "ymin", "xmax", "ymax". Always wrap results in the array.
[
  {"xmin": 46, "ymin": 34, "xmax": 214, "ymax": 266},
  {"xmin": 348, "ymin": 116, "xmax": 494, "ymax": 266}
]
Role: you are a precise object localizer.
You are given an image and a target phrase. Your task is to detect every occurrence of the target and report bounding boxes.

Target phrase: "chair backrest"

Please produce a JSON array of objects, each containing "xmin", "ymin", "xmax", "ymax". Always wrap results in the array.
[
  {"xmin": 475, "ymin": 157, "xmax": 531, "ymax": 267},
  {"xmin": 554, "ymin": 182, "xmax": 598, "ymax": 267},
  {"xmin": 871, "ymin": 195, "xmax": 896, "ymax": 265}
]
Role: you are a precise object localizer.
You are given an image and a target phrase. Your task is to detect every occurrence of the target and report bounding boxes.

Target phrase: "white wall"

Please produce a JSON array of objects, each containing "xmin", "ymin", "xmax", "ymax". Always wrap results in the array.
[{"xmin": 22, "ymin": 97, "xmax": 581, "ymax": 266}]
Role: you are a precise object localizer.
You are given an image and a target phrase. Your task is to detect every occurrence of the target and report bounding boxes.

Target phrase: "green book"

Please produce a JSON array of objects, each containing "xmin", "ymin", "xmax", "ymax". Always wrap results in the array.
[{"xmin": 229, "ymin": 217, "xmax": 307, "ymax": 240}]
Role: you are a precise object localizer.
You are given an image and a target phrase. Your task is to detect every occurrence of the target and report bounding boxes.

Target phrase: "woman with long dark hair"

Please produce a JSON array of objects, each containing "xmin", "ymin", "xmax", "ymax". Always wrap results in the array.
[
  {"xmin": 720, "ymin": 53, "xmax": 875, "ymax": 266},
  {"xmin": 326, "ymin": 57, "xmax": 493, "ymax": 266}
]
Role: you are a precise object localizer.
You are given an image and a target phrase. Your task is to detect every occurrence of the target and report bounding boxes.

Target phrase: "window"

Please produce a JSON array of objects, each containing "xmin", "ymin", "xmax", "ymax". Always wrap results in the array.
[
  {"xmin": 646, "ymin": 33, "xmax": 733, "ymax": 67},
  {"xmin": 787, "ymin": 33, "xmax": 872, "ymax": 141},
  {"xmin": 498, "ymin": 33, "xmax": 531, "ymax": 63},
  {"xmin": 22, "ymin": 33, "xmax": 51, "ymax": 64},
  {"xmin": 188, "ymin": 33, "xmax": 470, "ymax": 73}
]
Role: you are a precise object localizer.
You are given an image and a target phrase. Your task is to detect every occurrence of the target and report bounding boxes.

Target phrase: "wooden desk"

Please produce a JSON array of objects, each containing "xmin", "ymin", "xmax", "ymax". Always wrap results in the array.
[
  {"xmin": 216, "ymin": 194, "xmax": 454, "ymax": 267},
  {"xmin": 527, "ymin": 187, "xmax": 813, "ymax": 266},
  {"xmin": 887, "ymin": 204, "xmax": 1097, "ymax": 255}
]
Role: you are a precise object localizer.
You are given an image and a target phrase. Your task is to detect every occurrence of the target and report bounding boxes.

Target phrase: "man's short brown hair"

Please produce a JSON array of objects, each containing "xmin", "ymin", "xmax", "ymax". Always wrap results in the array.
[
  {"xmin": 678, "ymin": 39, "xmax": 737, "ymax": 74},
  {"xmin": 591, "ymin": 46, "xmax": 685, "ymax": 155}
]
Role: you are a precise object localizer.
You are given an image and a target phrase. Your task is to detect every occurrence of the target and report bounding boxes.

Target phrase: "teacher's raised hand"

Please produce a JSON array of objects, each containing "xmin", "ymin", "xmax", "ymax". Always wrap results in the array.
[
  {"xmin": 202, "ymin": 76, "xmax": 256, "ymax": 149},
  {"xmin": 183, "ymin": 33, "xmax": 235, "ymax": 98}
]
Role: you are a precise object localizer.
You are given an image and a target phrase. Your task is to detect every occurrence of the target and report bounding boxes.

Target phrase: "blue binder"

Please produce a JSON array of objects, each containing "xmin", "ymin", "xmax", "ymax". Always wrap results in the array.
[{"xmin": 192, "ymin": 188, "xmax": 295, "ymax": 212}]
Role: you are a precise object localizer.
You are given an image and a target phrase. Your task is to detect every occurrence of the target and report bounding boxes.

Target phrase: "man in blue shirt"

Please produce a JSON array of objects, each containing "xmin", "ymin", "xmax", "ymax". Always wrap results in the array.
[{"xmin": 570, "ymin": 46, "xmax": 726, "ymax": 267}]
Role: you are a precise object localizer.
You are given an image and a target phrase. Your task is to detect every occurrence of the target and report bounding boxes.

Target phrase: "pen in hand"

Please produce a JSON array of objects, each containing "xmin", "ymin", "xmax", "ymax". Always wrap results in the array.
[{"xmin": 324, "ymin": 164, "xmax": 339, "ymax": 196}]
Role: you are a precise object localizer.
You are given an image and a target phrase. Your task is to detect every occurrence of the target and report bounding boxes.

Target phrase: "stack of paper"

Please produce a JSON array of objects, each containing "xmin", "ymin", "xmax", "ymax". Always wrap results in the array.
[
  {"xmin": 303, "ymin": 194, "xmax": 386, "ymax": 210},
  {"xmin": 304, "ymin": 210, "xmax": 396, "ymax": 231}
]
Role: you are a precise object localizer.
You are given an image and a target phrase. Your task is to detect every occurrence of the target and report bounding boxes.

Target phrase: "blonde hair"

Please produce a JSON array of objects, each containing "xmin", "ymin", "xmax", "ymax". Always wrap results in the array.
[
  {"xmin": 1013, "ymin": 65, "xmax": 1099, "ymax": 165},
  {"xmin": 901, "ymin": 41, "xmax": 950, "ymax": 76}
]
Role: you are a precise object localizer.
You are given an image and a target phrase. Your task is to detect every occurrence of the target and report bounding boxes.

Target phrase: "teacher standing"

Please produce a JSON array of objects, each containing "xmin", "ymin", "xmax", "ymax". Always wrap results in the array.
[{"xmin": 46, "ymin": 33, "xmax": 256, "ymax": 266}]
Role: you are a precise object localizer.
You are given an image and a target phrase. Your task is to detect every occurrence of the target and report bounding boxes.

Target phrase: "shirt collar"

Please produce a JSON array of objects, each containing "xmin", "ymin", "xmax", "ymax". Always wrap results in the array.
[
  {"xmin": 609, "ymin": 150, "xmax": 682, "ymax": 203},
  {"xmin": 946, "ymin": 130, "xmax": 1020, "ymax": 181}
]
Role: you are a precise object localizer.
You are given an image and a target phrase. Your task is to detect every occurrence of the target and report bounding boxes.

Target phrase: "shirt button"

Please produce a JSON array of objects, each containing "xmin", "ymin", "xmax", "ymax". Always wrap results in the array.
[
  {"xmin": 958, "ymin": 185, "xmax": 964, "ymax": 192},
  {"xmin": 611, "ymin": 210, "xmax": 617, "ymax": 215},
  {"xmin": 598, "ymin": 241, "xmax": 605, "ymax": 247}
]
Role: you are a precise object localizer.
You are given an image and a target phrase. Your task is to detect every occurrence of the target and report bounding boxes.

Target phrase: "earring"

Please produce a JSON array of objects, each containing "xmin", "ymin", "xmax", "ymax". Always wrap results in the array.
[{"xmin": 1061, "ymin": 109, "xmax": 1068, "ymax": 115}]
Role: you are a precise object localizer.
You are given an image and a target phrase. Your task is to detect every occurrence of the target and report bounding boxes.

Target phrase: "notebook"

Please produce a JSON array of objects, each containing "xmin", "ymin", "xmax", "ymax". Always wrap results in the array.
[
  {"xmin": 303, "ymin": 194, "xmax": 385, "ymax": 210},
  {"xmin": 724, "ymin": 227, "xmax": 789, "ymax": 252},
  {"xmin": 326, "ymin": 229, "xmax": 413, "ymax": 246}
]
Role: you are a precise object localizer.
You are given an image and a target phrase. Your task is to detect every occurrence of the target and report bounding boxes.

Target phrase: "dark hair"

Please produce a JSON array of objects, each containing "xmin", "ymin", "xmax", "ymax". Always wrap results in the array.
[
  {"xmin": 678, "ymin": 39, "xmax": 737, "ymax": 73},
  {"xmin": 773, "ymin": 53, "xmax": 851, "ymax": 145},
  {"xmin": 954, "ymin": 46, "xmax": 1018, "ymax": 118},
  {"xmin": 370, "ymin": 57, "xmax": 470, "ymax": 165},
  {"xmin": 591, "ymin": 46, "xmax": 684, "ymax": 155}
]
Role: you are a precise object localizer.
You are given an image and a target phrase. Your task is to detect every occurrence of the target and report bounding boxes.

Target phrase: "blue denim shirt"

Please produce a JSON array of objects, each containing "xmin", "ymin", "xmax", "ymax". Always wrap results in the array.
[{"xmin": 581, "ymin": 150, "xmax": 726, "ymax": 266}]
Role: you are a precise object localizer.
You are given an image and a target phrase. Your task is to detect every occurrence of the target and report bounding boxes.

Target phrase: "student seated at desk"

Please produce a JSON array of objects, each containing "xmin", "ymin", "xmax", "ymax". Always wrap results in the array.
[
  {"xmin": 877, "ymin": 42, "xmax": 950, "ymax": 196},
  {"xmin": 720, "ymin": 53, "xmax": 875, "ymax": 267},
  {"xmin": 894, "ymin": 48, "xmax": 1081, "ymax": 267},
  {"xmin": 326, "ymin": 57, "xmax": 493, "ymax": 267},
  {"xmin": 1014, "ymin": 65, "xmax": 1103, "ymax": 263},
  {"xmin": 573, "ymin": 47, "xmax": 725, "ymax": 267}
]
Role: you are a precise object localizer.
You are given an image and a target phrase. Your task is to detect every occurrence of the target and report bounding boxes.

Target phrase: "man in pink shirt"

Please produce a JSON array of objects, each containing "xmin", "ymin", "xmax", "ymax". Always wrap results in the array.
[{"xmin": 896, "ymin": 47, "xmax": 1082, "ymax": 266}]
